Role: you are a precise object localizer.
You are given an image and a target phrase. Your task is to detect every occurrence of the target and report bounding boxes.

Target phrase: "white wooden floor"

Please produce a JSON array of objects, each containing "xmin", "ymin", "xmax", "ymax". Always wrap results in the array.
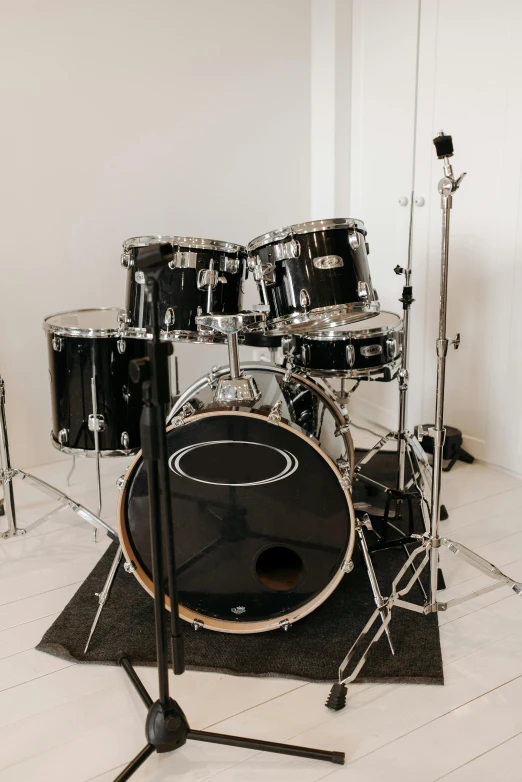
[{"xmin": 1, "ymin": 450, "xmax": 522, "ymax": 782}]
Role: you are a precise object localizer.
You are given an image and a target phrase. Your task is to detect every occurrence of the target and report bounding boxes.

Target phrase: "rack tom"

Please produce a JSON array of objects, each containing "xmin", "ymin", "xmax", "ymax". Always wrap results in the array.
[
  {"xmin": 121, "ymin": 235, "xmax": 246, "ymax": 342},
  {"xmin": 247, "ymin": 218, "xmax": 379, "ymax": 333},
  {"xmin": 44, "ymin": 308, "xmax": 147, "ymax": 456},
  {"xmin": 291, "ymin": 311, "xmax": 403, "ymax": 381}
]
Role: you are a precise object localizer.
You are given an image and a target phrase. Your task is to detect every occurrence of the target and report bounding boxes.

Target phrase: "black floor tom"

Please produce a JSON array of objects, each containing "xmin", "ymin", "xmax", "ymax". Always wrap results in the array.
[{"xmin": 44, "ymin": 308, "xmax": 147, "ymax": 456}]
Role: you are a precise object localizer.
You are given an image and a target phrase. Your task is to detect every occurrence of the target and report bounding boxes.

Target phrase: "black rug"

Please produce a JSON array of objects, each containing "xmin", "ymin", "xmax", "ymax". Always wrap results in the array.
[{"xmin": 37, "ymin": 451, "xmax": 443, "ymax": 685}]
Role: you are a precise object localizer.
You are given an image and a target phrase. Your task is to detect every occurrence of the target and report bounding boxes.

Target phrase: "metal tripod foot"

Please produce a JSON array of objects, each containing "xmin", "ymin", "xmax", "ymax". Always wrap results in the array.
[{"xmin": 84, "ymin": 545, "xmax": 123, "ymax": 653}]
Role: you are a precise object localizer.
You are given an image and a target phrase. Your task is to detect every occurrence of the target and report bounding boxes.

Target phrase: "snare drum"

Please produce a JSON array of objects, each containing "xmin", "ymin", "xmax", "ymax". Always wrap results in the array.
[
  {"xmin": 247, "ymin": 218, "xmax": 379, "ymax": 333},
  {"xmin": 121, "ymin": 235, "xmax": 246, "ymax": 342},
  {"xmin": 44, "ymin": 308, "xmax": 147, "ymax": 456},
  {"xmin": 291, "ymin": 311, "xmax": 403, "ymax": 381}
]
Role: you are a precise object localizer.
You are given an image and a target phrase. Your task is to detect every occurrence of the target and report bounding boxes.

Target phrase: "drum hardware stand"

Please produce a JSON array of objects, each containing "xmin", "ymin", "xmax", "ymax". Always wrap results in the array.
[
  {"xmin": 0, "ymin": 376, "xmax": 117, "ymax": 542},
  {"xmin": 111, "ymin": 243, "xmax": 345, "ymax": 781},
  {"xmin": 327, "ymin": 132, "xmax": 522, "ymax": 712},
  {"xmin": 196, "ymin": 312, "xmax": 264, "ymax": 404}
]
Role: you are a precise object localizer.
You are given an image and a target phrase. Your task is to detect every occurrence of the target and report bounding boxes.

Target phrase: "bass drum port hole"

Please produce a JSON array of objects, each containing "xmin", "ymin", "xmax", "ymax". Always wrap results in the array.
[{"xmin": 255, "ymin": 546, "xmax": 304, "ymax": 592}]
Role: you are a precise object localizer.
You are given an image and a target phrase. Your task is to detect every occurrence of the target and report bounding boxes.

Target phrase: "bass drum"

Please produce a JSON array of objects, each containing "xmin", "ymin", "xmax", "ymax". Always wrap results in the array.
[{"xmin": 118, "ymin": 364, "xmax": 356, "ymax": 633}]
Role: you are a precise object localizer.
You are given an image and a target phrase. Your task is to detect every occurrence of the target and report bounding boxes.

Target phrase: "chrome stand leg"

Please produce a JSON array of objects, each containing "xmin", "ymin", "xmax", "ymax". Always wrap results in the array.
[
  {"xmin": 16, "ymin": 470, "xmax": 117, "ymax": 541},
  {"xmin": 0, "ymin": 377, "xmax": 25, "ymax": 539},
  {"xmin": 84, "ymin": 545, "xmax": 123, "ymax": 653},
  {"xmin": 66, "ymin": 455, "xmax": 76, "ymax": 487},
  {"xmin": 91, "ymin": 375, "xmax": 103, "ymax": 543},
  {"xmin": 356, "ymin": 516, "xmax": 394, "ymax": 655}
]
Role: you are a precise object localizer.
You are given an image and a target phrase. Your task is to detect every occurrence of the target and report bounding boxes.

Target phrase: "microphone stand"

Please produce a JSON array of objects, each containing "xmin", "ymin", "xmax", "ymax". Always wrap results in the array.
[{"xmin": 113, "ymin": 244, "xmax": 344, "ymax": 780}]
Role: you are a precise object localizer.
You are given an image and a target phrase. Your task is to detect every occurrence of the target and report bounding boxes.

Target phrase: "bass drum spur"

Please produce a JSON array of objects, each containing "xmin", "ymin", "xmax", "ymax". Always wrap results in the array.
[{"xmin": 118, "ymin": 364, "xmax": 356, "ymax": 633}]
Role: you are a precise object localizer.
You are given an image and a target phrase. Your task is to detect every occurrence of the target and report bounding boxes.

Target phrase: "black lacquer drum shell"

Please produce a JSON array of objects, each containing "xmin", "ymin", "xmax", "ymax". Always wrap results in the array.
[
  {"xmin": 119, "ymin": 410, "xmax": 355, "ymax": 633},
  {"xmin": 292, "ymin": 311, "xmax": 403, "ymax": 380},
  {"xmin": 44, "ymin": 308, "xmax": 147, "ymax": 455},
  {"xmin": 121, "ymin": 235, "xmax": 246, "ymax": 341},
  {"xmin": 247, "ymin": 218, "xmax": 379, "ymax": 333}
]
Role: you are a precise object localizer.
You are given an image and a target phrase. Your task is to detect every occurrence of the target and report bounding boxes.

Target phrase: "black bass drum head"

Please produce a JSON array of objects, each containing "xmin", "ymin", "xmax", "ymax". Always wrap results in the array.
[{"xmin": 119, "ymin": 410, "xmax": 355, "ymax": 633}]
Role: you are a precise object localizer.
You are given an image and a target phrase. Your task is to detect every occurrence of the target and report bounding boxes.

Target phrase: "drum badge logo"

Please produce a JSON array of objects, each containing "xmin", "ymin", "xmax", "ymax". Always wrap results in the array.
[
  {"xmin": 231, "ymin": 606, "xmax": 246, "ymax": 615},
  {"xmin": 168, "ymin": 441, "xmax": 299, "ymax": 487}
]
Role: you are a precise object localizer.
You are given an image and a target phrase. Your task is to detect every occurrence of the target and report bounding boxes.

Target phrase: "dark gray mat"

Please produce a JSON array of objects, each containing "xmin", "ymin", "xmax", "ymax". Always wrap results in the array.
[{"xmin": 37, "ymin": 452, "xmax": 443, "ymax": 685}]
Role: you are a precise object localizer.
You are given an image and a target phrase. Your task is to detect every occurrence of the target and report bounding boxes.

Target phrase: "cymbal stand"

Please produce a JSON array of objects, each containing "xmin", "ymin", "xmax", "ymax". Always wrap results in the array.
[
  {"xmin": 111, "ymin": 242, "xmax": 345, "ymax": 780},
  {"xmin": 326, "ymin": 132, "xmax": 522, "ymax": 712},
  {"xmin": 0, "ymin": 376, "xmax": 117, "ymax": 543}
]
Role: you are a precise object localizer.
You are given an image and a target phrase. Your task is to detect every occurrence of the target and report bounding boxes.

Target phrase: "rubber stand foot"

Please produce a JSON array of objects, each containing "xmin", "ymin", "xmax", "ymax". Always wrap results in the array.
[
  {"xmin": 440, "ymin": 504, "xmax": 449, "ymax": 521},
  {"xmin": 326, "ymin": 683, "xmax": 347, "ymax": 711}
]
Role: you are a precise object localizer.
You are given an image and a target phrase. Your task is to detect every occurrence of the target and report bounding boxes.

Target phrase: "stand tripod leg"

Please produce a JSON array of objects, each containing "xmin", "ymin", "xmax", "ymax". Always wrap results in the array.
[
  {"xmin": 84, "ymin": 546, "xmax": 123, "ymax": 653},
  {"xmin": 16, "ymin": 471, "xmax": 117, "ymax": 541},
  {"xmin": 188, "ymin": 730, "xmax": 344, "ymax": 764},
  {"xmin": 66, "ymin": 455, "xmax": 76, "ymax": 487},
  {"xmin": 114, "ymin": 745, "xmax": 155, "ymax": 782},
  {"xmin": 0, "ymin": 378, "xmax": 24, "ymax": 539},
  {"xmin": 356, "ymin": 518, "xmax": 394, "ymax": 655}
]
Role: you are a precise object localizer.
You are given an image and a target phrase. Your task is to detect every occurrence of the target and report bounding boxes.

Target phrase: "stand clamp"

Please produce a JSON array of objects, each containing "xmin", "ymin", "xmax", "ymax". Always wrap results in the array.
[{"xmin": 196, "ymin": 312, "xmax": 264, "ymax": 404}]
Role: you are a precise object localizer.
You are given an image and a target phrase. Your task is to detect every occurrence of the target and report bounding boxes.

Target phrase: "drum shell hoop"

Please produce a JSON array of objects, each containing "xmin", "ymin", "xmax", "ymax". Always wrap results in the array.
[
  {"xmin": 46, "ymin": 331, "xmax": 146, "ymax": 453},
  {"xmin": 124, "ymin": 244, "xmax": 246, "ymax": 337},
  {"xmin": 249, "ymin": 225, "xmax": 377, "ymax": 330},
  {"xmin": 118, "ymin": 409, "xmax": 356, "ymax": 634}
]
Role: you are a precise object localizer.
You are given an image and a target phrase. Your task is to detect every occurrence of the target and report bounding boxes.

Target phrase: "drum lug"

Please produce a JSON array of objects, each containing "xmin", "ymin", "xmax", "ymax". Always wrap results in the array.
[
  {"xmin": 88, "ymin": 414, "xmax": 106, "ymax": 433},
  {"xmin": 335, "ymin": 421, "xmax": 351, "ymax": 437},
  {"xmin": 192, "ymin": 619, "xmax": 204, "ymax": 631},
  {"xmin": 121, "ymin": 432, "xmax": 130, "ymax": 450},
  {"xmin": 268, "ymin": 400, "xmax": 283, "ymax": 425},
  {"xmin": 116, "ymin": 475, "xmax": 127, "ymax": 490},
  {"xmin": 279, "ymin": 619, "xmax": 291, "ymax": 631},
  {"xmin": 52, "ymin": 336, "xmax": 63, "ymax": 352},
  {"xmin": 123, "ymin": 560, "xmax": 137, "ymax": 574},
  {"xmin": 117, "ymin": 308, "xmax": 130, "ymax": 328},
  {"xmin": 349, "ymin": 227, "xmax": 361, "ymax": 250},
  {"xmin": 220, "ymin": 255, "xmax": 241, "ymax": 275},
  {"xmin": 386, "ymin": 336, "xmax": 397, "ymax": 360},
  {"xmin": 117, "ymin": 338, "xmax": 126, "ymax": 354},
  {"xmin": 357, "ymin": 281, "xmax": 370, "ymax": 301},
  {"xmin": 58, "ymin": 428, "xmax": 68, "ymax": 445},
  {"xmin": 121, "ymin": 249, "xmax": 133, "ymax": 269},
  {"xmin": 341, "ymin": 559, "xmax": 354, "ymax": 574},
  {"xmin": 171, "ymin": 403, "xmax": 195, "ymax": 428},
  {"xmin": 273, "ymin": 239, "xmax": 300, "ymax": 261},
  {"xmin": 345, "ymin": 344, "xmax": 355, "ymax": 367},
  {"xmin": 169, "ymin": 249, "xmax": 197, "ymax": 269},
  {"xmin": 197, "ymin": 268, "xmax": 226, "ymax": 291},
  {"xmin": 299, "ymin": 289, "xmax": 311, "ymax": 309},
  {"xmin": 337, "ymin": 458, "xmax": 352, "ymax": 489},
  {"xmin": 206, "ymin": 366, "xmax": 219, "ymax": 389},
  {"xmin": 300, "ymin": 343, "xmax": 311, "ymax": 365},
  {"xmin": 281, "ymin": 335, "xmax": 293, "ymax": 355},
  {"xmin": 164, "ymin": 307, "xmax": 175, "ymax": 328}
]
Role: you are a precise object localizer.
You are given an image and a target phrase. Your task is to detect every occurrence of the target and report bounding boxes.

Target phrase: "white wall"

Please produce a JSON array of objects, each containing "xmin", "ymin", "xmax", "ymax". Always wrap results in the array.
[
  {"xmin": 0, "ymin": 0, "xmax": 312, "ymax": 467},
  {"xmin": 347, "ymin": 0, "xmax": 522, "ymax": 476}
]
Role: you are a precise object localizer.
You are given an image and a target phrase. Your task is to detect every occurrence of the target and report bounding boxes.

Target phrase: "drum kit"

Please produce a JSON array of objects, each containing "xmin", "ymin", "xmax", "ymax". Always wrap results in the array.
[{"xmin": 1, "ymin": 134, "xmax": 520, "ymax": 773}]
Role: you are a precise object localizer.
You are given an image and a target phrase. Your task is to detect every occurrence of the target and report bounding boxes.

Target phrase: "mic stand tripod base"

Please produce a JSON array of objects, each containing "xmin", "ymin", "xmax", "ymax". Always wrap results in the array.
[{"xmin": 115, "ymin": 655, "xmax": 345, "ymax": 781}]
